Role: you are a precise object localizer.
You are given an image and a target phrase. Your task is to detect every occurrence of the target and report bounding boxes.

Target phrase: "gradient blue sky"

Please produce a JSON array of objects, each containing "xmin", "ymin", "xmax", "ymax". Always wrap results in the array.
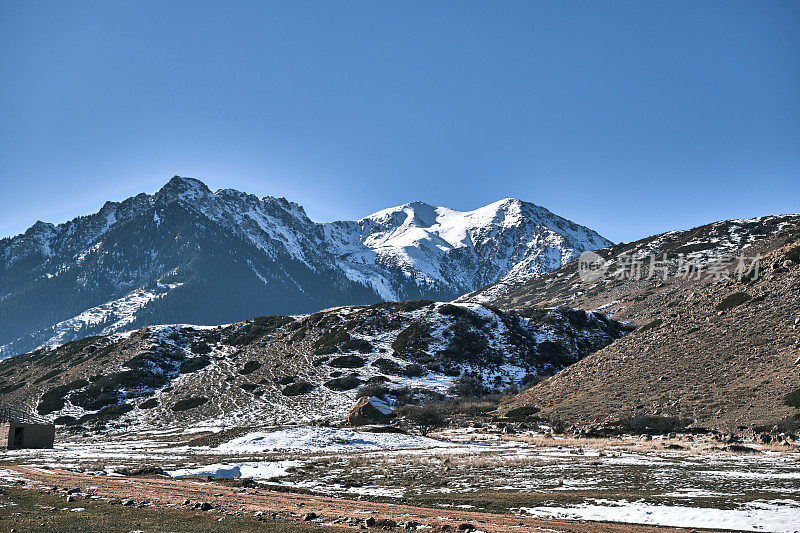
[{"xmin": 1, "ymin": 1, "xmax": 798, "ymax": 243}]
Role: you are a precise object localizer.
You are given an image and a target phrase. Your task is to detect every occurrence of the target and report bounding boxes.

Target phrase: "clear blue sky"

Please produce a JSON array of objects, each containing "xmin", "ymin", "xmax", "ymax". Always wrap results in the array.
[{"xmin": 1, "ymin": 1, "xmax": 798, "ymax": 243}]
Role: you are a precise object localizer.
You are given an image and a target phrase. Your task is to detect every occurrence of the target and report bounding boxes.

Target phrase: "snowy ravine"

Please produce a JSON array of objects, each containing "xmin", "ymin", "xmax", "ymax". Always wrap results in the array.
[{"xmin": 0, "ymin": 176, "xmax": 611, "ymax": 357}]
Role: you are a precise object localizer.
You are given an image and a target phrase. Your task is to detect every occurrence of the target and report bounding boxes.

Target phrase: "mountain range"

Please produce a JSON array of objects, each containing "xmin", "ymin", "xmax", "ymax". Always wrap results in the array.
[
  {"xmin": 0, "ymin": 176, "xmax": 610, "ymax": 358},
  {"xmin": 1, "ymin": 176, "xmax": 798, "ymax": 434}
]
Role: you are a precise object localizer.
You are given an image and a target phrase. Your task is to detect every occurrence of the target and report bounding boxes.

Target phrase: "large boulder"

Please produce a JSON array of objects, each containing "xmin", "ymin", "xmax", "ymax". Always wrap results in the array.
[{"xmin": 346, "ymin": 396, "xmax": 394, "ymax": 426}]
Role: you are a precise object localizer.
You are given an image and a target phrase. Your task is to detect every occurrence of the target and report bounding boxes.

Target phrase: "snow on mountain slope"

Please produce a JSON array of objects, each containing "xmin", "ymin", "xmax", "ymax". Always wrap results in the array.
[
  {"xmin": 0, "ymin": 300, "xmax": 633, "ymax": 431},
  {"xmin": 160, "ymin": 178, "xmax": 320, "ymax": 264},
  {"xmin": 44, "ymin": 281, "xmax": 184, "ymax": 347},
  {"xmin": 0, "ymin": 176, "xmax": 611, "ymax": 358},
  {"xmin": 325, "ymin": 198, "xmax": 611, "ymax": 300}
]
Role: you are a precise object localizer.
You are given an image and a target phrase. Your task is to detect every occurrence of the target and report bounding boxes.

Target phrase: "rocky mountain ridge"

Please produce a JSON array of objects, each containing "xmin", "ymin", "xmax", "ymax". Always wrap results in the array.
[{"xmin": 0, "ymin": 176, "xmax": 610, "ymax": 357}]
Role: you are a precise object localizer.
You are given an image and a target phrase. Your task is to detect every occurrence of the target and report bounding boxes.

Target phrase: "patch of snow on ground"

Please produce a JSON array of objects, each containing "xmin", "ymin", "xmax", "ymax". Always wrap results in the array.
[
  {"xmin": 215, "ymin": 427, "xmax": 454, "ymax": 453},
  {"xmin": 167, "ymin": 461, "xmax": 298, "ymax": 480},
  {"xmin": 519, "ymin": 499, "xmax": 800, "ymax": 533}
]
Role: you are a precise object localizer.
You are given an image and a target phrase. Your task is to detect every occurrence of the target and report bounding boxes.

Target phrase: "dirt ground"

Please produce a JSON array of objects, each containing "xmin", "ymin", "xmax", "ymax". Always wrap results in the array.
[{"xmin": 2, "ymin": 465, "xmax": 739, "ymax": 533}]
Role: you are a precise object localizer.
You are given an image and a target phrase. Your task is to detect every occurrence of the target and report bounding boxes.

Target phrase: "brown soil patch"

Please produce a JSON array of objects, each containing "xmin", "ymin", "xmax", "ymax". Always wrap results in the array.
[{"xmin": 4, "ymin": 465, "xmax": 731, "ymax": 533}]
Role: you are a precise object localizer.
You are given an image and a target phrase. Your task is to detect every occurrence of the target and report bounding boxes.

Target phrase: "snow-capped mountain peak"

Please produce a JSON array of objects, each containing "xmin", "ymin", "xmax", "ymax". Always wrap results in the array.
[
  {"xmin": 324, "ymin": 197, "xmax": 612, "ymax": 300},
  {"xmin": 157, "ymin": 175, "xmax": 212, "ymax": 200},
  {"xmin": 0, "ymin": 177, "xmax": 611, "ymax": 357}
]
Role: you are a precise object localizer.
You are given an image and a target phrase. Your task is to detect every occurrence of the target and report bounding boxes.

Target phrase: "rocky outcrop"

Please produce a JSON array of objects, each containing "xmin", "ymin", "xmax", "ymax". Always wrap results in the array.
[{"xmin": 346, "ymin": 397, "xmax": 394, "ymax": 426}]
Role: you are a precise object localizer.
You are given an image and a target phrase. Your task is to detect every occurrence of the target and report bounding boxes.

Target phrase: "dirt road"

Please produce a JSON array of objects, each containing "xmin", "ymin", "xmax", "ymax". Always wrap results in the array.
[{"xmin": 3, "ymin": 465, "xmax": 739, "ymax": 533}]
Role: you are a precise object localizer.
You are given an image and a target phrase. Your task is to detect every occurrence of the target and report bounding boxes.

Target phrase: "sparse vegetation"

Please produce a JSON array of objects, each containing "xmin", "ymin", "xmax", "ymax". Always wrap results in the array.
[
  {"xmin": 637, "ymin": 318, "xmax": 663, "ymax": 333},
  {"xmin": 392, "ymin": 320, "xmax": 431, "ymax": 358},
  {"xmin": 313, "ymin": 328, "xmax": 351, "ymax": 355},
  {"xmin": 139, "ymin": 398, "xmax": 159, "ymax": 409},
  {"xmin": 505, "ymin": 405, "xmax": 541, "ymax": 420},
  {"xmin": 372, "ymin": 358, "xmax": 401, "ymax": 375},
  {"xmin": 716, "ymin": 292, "xmax": 750, "ymax": 311},
  {"xmin": 329, "ymin": 355, "xmax": 366, "ymax": 368},
  {"xmin": 179, "ymin": 355, "xmax": 210, "ymax": 373},
  {"xmin": 784, "ymin": 387, "xmax": 800, "ymax": 408},
  {"xmin": 239, "ymin": 361, "xmax": 262, "ymax": 375},
  {"xmin": 281, "ymin": 381, "xmax": 314, "ymax": 396},
  {"xmin": 324, "ymin": 373, "xmax": 362, "ymax": 391},
  {"xmin": 172, "ymin": 396, "xmax": 209, "ymax": 411},
  {"xmin": 0, "ymin": 486, "xmax": 346, "ymax": 532},
  {"xmin": 397, "ymin": 404, "xmax": 445, "ymax": 435}
]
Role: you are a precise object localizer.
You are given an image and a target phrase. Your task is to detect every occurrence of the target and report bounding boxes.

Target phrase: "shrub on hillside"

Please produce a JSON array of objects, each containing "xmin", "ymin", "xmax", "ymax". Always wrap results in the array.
[
  {"xmin": 36, "ymin": 379, "xmax": 90, "ymax": 415},
  {"xmin": 637, "ymin": 318, "xmax": 663, "ymax": 333},
  {"xmin": 324, "ymin": 373, "xmax": 362, "ymax": 391},
  {"xmin": 341, "ymin": 338, "xmax": 374, "ymax": 353},
  {"xmin": 171, "ymin": 397, "xmax": 208, "ymax": 412},
  {"xmin": 448, "ymin": 374, "xmax": 487, "ymax": 397},
  {"xmin": 281, "ymin": 381, "xmax": 314, "ymax": 396},
  {"xmin": 79, "ymin": 402, "xmax": 133, "ymax": 424},
  {"xmin": 610, "ymin": 415, "xmax": 691, "ymax": 434},
  {"xmin": 392, "ymin": 321, "xmax": 431, "ymax": 358},
  {"xmin": 224, "ymin": 316, "xmax": 294, "ymax": 345},
  {"xmin": 124, "ymin": 351, "xmax": 179, "ymax": 372},
  {"xmin": 372, "ymin": 358, "xmax": 401, "ymax": 375},
  {"xmin": 397, "ymin": 404, "xmax": 445, "ymax": 436},
  {"xmin": 139, "ymin": 398, "xmax": 159, "ymax": 409},
  {"xmin": 313, "ymin": 328, "xmax": 351, "ymax": 355},
  {"xmin": 33, "ymin": 368, "xmax": 63, "ymax": 384},
  {"xmin": 71, "ymin": 369, "xmax": 170, "ymax": 411},
  {"xmin": 179, "ymin": 355, "xmax": 211, "ymax": 373},
  {"xmin": 505, "ymin": 405, "xmax": 541, "ymax": 420},
  {"xmin": 355, "ymin": 383, "xmax": 392, "ymax": 399},
  {"xmin": 784, "ymin": 387, "xmax": 800, "ymax": 408},
  {"xmin": 239, "ymin": 361, "xmax": 262, "ymax": 375},
  {"xmin": 71, "ymin": 386, "xmax": 122, "ymax": 411},
  {"xmin": 784, "ymin": 244, "xmax": 800, "ymax": 264},
  {"xmin": 716, "ymin": 292, "xmax": 751, "ymax": 311},
  {"xmin": 400, "ymin": 363, "xmax": 426, "ymax": 377},
  {"xmin": 190, "ymin": 341, "xmax": 212, "ymax": 354},
  {"xmin": 370, "ymin": 300, "xmax": 434, "ymax": 313},
  {"xmin": 329, "ymin": 355, "xmax": 366, "ymax": 368}
]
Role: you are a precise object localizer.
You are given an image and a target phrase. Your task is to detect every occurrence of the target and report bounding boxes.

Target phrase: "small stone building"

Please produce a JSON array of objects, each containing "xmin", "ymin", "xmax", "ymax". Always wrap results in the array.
[{"xmin": 0, "ymin": 407, "xmax": 55, "ymax": 449}]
